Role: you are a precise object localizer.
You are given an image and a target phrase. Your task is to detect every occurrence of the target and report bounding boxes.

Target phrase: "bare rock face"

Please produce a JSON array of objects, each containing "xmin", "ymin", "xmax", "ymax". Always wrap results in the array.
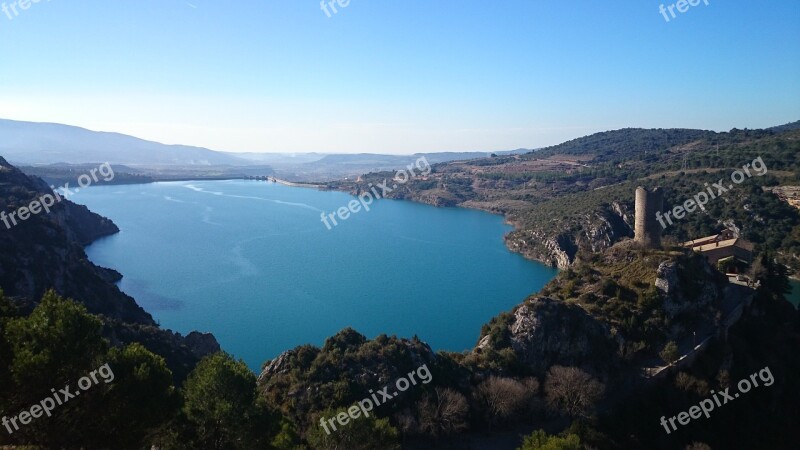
[
  {"xmin": 476, "ymin": 334, "xmax": 492, "ymax": 351},
  {"xmin": 655, "ymin": 257, "xmax": 722, "ymax": 319},
  {"xmin": 611, "ymin": 201, "xmax": 633, "ymax": 229},
  {"xmin": 184, "ymin": 331, "xmax": 221, "ymax": 359},
  {"xmin": 506, "ymin": 230, "xmax": 575, "ymax": 269},
  {"xmin": 583, "ymin": 207, "xmax": 634, "ymax": 253},
  {"xmin": 0, "ymin": 158, "xmax": 149, "ymax": 323},
  {"xmin": 258, "ymin": 349, "xmax": 300, "ymax": 384},
  {"xmin": 506, "ymin": 204, "xmax": 633, "ymax": 270},
  {"xmin": 656, "ymin": 261, "xmax": 694, "ymax": 319},
  {"xmin": 721, "ymin": 219, "xmax": 742, "ymax": 237},
  {"xmin": 655, "ymin": 261, "xmax": 679, "ymax": 297},
  {"xmin": 503, "ymin": 297, "xmax": 616, "ymax": 375}
]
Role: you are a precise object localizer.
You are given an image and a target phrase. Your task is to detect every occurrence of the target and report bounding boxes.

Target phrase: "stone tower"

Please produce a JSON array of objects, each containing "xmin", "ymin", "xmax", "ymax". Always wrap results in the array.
[{"xmin": 634, "ymin": 186, "xmax": 664, "ymax": 248}]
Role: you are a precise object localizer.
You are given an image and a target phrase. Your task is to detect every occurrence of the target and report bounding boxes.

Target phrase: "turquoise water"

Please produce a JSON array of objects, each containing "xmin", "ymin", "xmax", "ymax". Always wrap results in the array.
[
  {"xmin": 76, "ymin": 181, "xmax": 557, "ymax": 371},
  {"xmin": 789, "ymin": 280, "xmax": 800, "ymax": 309}
]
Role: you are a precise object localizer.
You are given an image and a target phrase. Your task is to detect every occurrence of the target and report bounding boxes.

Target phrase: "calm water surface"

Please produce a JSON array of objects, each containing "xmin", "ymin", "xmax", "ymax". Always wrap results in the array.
[
  {"xmin": 788, "ymin": 280, "xmax": 800, "ymax": 309},
  {"xmin": 77, "ymin": 181, "xmax": 558, "ymax": 371}
]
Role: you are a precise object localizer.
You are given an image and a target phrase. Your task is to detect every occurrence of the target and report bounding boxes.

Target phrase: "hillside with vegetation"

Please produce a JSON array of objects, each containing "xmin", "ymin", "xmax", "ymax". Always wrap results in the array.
[
  {"xmin": 252, "ymin": 240, "xmax": 799, "ymax": 449},
  {"xmin": 1, "ymin": 124, "xmax": 798, "ymax": 449},
  {"xmin": 327, "ymin": 126, "xmax": 800, "ymax": 276},
  {"xmin": 0, "ymin": 157, "xmax": 224, "ymax": 429}
]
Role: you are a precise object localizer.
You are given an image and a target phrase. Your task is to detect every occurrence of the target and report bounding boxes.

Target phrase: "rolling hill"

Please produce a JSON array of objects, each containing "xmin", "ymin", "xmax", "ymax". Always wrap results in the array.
[{"xmin": 0, "ymin": 118, "xmax": 250, "ymax": 166}]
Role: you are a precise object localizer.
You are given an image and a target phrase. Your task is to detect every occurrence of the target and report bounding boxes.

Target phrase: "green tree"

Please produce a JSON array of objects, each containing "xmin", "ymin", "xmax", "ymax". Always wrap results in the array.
[
  {"xmin": 752, "ymin": 251, "xmax": 791, "ymax": 297},
  {"xmin": 519, "ymin": 430, "xmax": 582, "ymax": 450},
  {"xmin": 3, "ymin": 289, "xmax": 108, "ymax": 433},
  {"xmin": 270, "ymin": 417, "xmax": 303, "ymax": 450},
  {"xmin": 0, "ymin": 290, "xmax": 16, "ymax": 412},
  {"xmin": 659, "ymin": 341, "xmax": 680, "ymax": 365},
  {"xmin": 306, "ymin": 408, "xmax": 400, "ymax": 450},
  {"xmin": 89, "ymin": 343, "xmax": 179, "ymax": 449},
  {"xmin": 181, "ymin": 352, "xmax": 272, "ymax": 450},
  {"xmin": 0, "ymin": 289, "xmax": 16, "ymax": 319},
  {"xmin": 4, "ymin": 290, "xmax": 107, "ymax": 395},
  {"xmin": 1, "ymin": 293, "xmax": 101, "ymax": 445}
]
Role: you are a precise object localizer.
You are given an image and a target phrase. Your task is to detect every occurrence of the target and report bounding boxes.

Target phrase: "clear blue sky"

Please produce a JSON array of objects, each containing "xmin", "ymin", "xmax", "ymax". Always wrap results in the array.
[{"xmin": 0, "ymin": 0, "xmax": 798, "ymax": 154}]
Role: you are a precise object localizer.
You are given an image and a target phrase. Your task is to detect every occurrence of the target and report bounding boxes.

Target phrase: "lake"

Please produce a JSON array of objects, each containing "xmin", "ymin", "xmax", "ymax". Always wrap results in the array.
[
  {"xmin": 789, "ymin": 280, "xmax": 800, "ymax": 309},
  {"xmin": 76, "ymin": 180, "xmax": 558, "ymax": 371}
]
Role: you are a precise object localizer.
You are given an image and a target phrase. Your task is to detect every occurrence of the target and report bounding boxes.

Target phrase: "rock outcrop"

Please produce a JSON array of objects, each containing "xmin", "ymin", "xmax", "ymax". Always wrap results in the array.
[
  {"xmin": 0, "ymin": 158, "xmax": 150, "ymax": 323},
  {"xmin": 506, "ymin": 203, "xmax": 634, "ymax": 269},
  {"xmin": 0, "ymin": 156, "xmax": 219, "ymax": 380},
  {"xmin": 655, "ymin": 257, "xmax": 725, "ymax": 319},
  {"xmin": 259, "ymin": 328, "xmax": 437, "ymax": 388},
  {"xmin": 476, "ymin": 297, "xmax": 616, "ymax": 375}
]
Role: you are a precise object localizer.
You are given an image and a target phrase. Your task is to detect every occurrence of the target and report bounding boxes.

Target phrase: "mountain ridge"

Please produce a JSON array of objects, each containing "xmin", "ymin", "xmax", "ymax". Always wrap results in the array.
[{"xmin": 0, "ymin": 118, "xmax": 249, "ymax": 166}]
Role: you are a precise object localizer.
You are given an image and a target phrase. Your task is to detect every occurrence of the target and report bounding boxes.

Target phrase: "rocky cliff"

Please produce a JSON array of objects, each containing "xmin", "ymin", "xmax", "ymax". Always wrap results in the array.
[
  {"xmin": 0, "ymin": 155, "xmax": 219, "ymax": 380},
  {"xmin": 257, "ymin": 328, "xmax": 439, "ymax": 422},
  {"xmin": 474, "ymin": 242, "xmax": 729, "ymax": 379},
  {"xmin": 506, "ymin": 202, "xmax": 634, "ymax": 269},
  {"xmin": 0, "ymin": 156, "xmax": 150, "ymax": 322},
  {"xmin": 476, "ymin": 296, "xmax": 617, "ymax": 375}
]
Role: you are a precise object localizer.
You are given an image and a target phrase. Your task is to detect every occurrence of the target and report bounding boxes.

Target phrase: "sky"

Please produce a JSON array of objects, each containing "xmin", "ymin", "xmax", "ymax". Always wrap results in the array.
[{"xmin": 0, "ymin": 0, "xmax": 798, "ymax": 154}]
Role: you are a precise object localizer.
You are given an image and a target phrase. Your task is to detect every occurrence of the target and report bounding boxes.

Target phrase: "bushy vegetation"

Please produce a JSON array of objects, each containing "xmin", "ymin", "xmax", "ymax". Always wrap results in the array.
[
  {"xmin": 258, "ymin": 328, "xmax": 442, "ymax": 425},
  {"xmin": 518, "ymin": 429, "xmax": 582, "ymax": 450},
  {"xmin": 305, "ymin": 408, "xmax": 400, "ymax": 450},
  {"xmin": 0, "ymin": 290, "xmax": 282, "ymax": 449},
  {"xmin": 587, "ymin": 259, "xmax": 800, "ymax": 450},
  {"xmin": 4, "ymin": 125, "xmax": 799, "ymax": 448},
  {"xmin": 333, "ymin": 127, "xmax": 800, "ymax": 276}
]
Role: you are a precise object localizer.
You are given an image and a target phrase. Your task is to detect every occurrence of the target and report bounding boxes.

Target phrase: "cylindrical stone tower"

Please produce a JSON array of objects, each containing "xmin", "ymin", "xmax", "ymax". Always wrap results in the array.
[{"xmin": 634, "ymin": 186, "xmax": 664, "ymax": 248}]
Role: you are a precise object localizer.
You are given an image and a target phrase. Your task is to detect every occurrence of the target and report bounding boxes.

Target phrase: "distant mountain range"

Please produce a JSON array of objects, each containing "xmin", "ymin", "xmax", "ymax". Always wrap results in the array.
[
  {"xmin": 0, "ymin": 119, "xmax": 531, "ymax": 180},
  {"xmin": 6, "ymin": 117, "xmax": 795, "ymax": 182},
  {"xmin": 0, "ymin": 119, "xmax": 250, "ymax": 166},
  {"xmin": 259, "ymin": 149, "xmax": 532, "ymax": 181}
]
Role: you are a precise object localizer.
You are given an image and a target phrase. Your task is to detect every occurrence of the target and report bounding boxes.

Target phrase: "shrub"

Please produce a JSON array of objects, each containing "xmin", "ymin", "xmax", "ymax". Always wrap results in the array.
[
  {"xmin": 518, "ymin": 430, "xmax": 582, "ymax": 450},
  {"xmin": 659, "ymin": 341, "xmax": 680, "ymax": 365},
  {"xmin": 544, "ymin": 366, "xmax": 605, "ymax": 419}
]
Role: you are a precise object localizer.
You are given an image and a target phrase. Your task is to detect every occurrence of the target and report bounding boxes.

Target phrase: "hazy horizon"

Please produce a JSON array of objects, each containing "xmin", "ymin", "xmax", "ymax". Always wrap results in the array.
[
  {"xmin": 1, "ymin": 0, "xmax": 798, "ymax": 154},
  {"xmin": 2, "ymin": 116, "xmax": 797, "ymax": 158}
]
